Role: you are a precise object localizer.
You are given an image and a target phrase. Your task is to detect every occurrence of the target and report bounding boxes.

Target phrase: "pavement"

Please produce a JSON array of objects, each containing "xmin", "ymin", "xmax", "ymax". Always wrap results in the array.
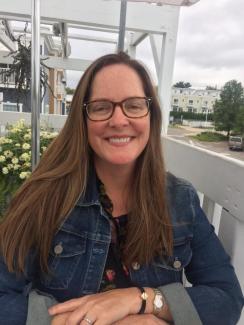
[{"xmin": 167, "ymin": 125, "xmax": 244, "ymax": 162}]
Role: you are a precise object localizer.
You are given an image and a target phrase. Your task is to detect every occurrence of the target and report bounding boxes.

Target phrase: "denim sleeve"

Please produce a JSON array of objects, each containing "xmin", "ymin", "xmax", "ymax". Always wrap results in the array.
[
  {"xmin": 183, "ymin": 187, "xmax": 244, "ymax": 325},
  {"xmin": 0, "ymin": 255, "xmax": 57, "ymax": 325}
]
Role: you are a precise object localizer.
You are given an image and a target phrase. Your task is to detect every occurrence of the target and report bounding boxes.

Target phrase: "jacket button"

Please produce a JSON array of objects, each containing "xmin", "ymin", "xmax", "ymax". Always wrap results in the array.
[
  {"xmin": 173, "ymin": 259, "xmax": 181, "ymax": 269},
  {"xmin": 54, "ymin": 244, "xmax": 63, "ymax": 255},
  {"xmin": 132, "ymin": 262, "xmax": 140, "ymax": 270}
]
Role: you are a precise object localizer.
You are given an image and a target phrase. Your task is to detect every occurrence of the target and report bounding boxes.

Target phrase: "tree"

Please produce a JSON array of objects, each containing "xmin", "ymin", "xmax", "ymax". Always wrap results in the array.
[
  {"xmin": 213, "ymin": 80, "xmax": 244, "ymax": 136},
  {"xmin": 173, "ymin": 81, "xmax": 192, "ymax": 88},
  {"xmin": 65, "ymin": 87, "xmax": 75, "ymax": 95},
  {"xmin": 206, "ymin": 85, "xmax": 217, "ymax": 90},
  {"xmin": 234, "ymin": 105, "xmax": 244, "ymax": 135}
]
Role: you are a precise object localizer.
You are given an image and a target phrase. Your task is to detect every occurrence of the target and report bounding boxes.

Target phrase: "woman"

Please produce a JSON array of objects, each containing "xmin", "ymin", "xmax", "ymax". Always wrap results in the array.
[{"xmin": 0, "ymin": 52, "xmax": 243, "ymax": 325}]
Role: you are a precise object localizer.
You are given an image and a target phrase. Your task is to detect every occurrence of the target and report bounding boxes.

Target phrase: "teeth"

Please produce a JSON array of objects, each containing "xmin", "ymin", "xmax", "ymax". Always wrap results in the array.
[{"xmin": 109, "ymin": 137, "xmax": 131, "ymax": 143}]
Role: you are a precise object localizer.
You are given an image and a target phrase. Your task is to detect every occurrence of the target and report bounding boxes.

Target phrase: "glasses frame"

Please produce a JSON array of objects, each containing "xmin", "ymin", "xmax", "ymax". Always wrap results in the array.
[{"xmin": 83, "ymin": 96, "xmax": 152, "ymax": 121}]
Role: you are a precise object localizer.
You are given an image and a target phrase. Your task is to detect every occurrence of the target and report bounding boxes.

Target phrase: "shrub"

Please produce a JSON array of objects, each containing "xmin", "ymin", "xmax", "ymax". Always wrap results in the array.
[
  {"xmin": 0, "ymin": 119, "xmax": 58, "ymax": 218},
  {"xmin": 191, "ymin": 132, "xmax": 227, "ymax": 142}
]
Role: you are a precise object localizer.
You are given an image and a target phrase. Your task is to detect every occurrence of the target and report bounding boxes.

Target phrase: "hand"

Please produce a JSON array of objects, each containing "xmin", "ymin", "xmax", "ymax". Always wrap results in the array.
[
  {"xmin": 51, "ymin": 312, "xmax": 71, "ymax": 325},
  {"xmin": 113, "ymin": 314, "xmax": 171, "ymax": 325},
  {"xmin": 49, "ymin": 288, "xmax": 142, "ymax": 325}
]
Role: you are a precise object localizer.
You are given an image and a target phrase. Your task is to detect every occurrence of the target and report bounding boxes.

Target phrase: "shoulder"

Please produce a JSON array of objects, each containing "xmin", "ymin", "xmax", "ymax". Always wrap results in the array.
[
  {"xmin": 166, "ymin": 172, "xmax": 197, "ymax": 200},
  {"xmin": 166, "ymin": 172, "xmax": 200, "ymax": 225}
]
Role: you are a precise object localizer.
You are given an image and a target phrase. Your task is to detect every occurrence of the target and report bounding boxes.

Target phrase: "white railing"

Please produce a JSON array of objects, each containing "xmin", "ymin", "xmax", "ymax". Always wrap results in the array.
[
  {"xmin": 0, "ymin": 111, "xmax": 67, "ymax": 135},
  {"xmin": 163, "ymin": 136, "xmax": 244, "ymax": 324}
]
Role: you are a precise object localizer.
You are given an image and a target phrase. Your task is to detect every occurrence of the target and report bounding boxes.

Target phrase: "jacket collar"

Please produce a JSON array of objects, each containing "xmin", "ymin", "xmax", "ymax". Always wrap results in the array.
[{"xmin": 75, "ymin": 165, "xmax": 101, "ymax": 207}]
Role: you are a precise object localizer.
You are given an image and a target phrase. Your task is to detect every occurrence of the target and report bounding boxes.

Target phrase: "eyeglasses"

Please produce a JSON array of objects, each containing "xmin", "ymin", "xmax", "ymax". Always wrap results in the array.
[{"xmin": 83, "ymin": 96, "xmax": 152, "ymax": 121}]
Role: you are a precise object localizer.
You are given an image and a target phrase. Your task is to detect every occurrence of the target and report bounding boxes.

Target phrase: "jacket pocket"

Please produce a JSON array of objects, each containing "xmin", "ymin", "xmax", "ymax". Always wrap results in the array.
[
  {"xmin": 152, "ymin": 236, "xmax": 193, "ymax": 283},
  {"xmin": 40, "ymin": 229, "xmax": 86, "ymax": 289}
]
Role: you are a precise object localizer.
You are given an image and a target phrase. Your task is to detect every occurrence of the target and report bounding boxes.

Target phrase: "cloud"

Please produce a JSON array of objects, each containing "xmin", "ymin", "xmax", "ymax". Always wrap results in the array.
[{"xmin": 173, "ymin": 0, "xmax": 244, "ymax": 85}]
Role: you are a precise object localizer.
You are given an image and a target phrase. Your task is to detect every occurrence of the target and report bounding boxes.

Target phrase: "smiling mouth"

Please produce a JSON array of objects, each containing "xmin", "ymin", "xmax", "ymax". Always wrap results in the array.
[{"xmin": 107, "ymin": 137, "xmax": 132, "ymax": 144}]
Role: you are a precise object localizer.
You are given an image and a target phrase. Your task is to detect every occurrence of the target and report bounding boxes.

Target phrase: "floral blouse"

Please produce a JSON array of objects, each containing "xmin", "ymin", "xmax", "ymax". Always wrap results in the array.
[{"xmin": 98, "ymin": 180, "xmax": 132, "ymax": 292}]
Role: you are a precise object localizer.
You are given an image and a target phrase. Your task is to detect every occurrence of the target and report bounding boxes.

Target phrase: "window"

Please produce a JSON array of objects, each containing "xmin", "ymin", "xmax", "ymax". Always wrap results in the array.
[
  {"xmin": 3, "ymin": 102, "xmax": 19, "ymax": 112},
  {"xmin": 189, "ymin": 100, "xmax": 193, "ymax": 105},
  {"xmin": 173, "ymin": 98, "xmax": 178, "ymax": 104}
]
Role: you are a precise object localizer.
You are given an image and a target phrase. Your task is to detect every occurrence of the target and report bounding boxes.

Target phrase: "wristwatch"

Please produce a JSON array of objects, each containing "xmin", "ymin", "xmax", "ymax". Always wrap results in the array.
[{"xmin": 153, "ymin": 288, "xmax": 164, "ymax": 315}]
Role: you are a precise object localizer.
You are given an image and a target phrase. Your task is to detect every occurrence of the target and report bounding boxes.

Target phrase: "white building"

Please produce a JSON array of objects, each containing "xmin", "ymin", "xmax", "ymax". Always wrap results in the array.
[{"xmin": 171, "ymin": 87, "xmax": 221, "ymax": 114}]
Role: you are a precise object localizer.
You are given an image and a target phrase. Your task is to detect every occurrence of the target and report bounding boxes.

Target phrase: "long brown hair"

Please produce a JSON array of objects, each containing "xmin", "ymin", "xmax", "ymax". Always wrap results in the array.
[{"xmin": 0, "ymin": 52, "xmax": 172, "ymax": 273}]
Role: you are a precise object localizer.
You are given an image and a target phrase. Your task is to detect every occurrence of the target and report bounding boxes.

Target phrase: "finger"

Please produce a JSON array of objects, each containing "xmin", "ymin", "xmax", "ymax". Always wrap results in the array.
[
  {"xmin": 66, "ymin": 308, "xmax": 94, "ymax": 325},
  {"xmin": 80, "ymin": 314, "xmax": 96, "ymax": 325},
  {"xmin": 49, "ymin": 298, "xmax": 85, "ymax": 315}
]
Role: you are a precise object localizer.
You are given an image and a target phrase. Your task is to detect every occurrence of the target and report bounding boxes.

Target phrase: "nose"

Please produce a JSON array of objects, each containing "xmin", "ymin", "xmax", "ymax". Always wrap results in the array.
[{"xmin": 108, "ymin": 104, "xmax": 129, "ymax": 127}]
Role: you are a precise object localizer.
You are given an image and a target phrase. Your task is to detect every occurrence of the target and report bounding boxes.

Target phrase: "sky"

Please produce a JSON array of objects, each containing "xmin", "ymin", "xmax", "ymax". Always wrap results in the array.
[{"xmin": 66, "ymin": 0, "xmax": 244, "ymax": 90}]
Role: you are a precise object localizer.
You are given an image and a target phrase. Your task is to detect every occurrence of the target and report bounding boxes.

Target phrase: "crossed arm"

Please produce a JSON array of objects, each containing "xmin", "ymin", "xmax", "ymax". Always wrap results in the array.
[{"xmin": 49, "ymin": 287, "xmax": 172, "ymax": 325}]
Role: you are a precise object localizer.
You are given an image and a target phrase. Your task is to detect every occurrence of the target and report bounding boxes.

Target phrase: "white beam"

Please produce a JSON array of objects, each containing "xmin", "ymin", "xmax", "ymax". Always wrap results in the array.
[
  {"xmin": 0, "ymin": 27, "xmax": 16, "ymax": 51},
  {"xmin": 43, "ymin": 56, "xmax": 92, "ymax": 71},
  {"xmin": 157, "ymin": 25, "xmax": 179, "ymax": 133},
  {"xmin": 129, "ymin": 32, "xmax": 147, "ymax": 46},
  {"xmin": 12, "ymin": 27, "xmax": 118, "ymax": 44},
  {"xmin": 149, "ymin": 34, "xmax": 160, "ymax": 74},
  {"xmin": 0, "ymin": 0, "xmax": 179, "ymax": 34},
  {"xmin": 0, "ymin": 51, "xmax": 92, "ymax": 71}
]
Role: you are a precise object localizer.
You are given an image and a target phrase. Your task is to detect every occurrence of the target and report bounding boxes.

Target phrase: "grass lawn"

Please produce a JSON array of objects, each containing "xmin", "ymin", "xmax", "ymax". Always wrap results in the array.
[{"xmin": 191, "ymin": 132, "xmax": 228, "ymax": 142}]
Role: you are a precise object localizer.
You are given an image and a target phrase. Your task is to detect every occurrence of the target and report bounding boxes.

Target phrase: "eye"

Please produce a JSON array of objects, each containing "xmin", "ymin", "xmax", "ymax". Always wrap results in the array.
[
  {"xmin": 125, "ymin": 98, "xmax": 145, "ymax": 110},
  {"xmin": 89, "ymin": 101, "xmax": 111, "ymax": 114}
]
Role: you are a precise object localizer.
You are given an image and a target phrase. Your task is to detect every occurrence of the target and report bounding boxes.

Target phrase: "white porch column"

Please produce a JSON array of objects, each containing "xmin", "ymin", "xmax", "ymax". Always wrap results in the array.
[{"xmin": 155, "ymin": 22, "xmax": 179, "ymax": 134}]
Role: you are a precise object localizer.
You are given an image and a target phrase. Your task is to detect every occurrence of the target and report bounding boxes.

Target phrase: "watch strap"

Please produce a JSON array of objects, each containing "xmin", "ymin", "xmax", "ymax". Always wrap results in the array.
[{"xmin": 137, "ymin": 287, "xmax": 148, "ymax": 314}]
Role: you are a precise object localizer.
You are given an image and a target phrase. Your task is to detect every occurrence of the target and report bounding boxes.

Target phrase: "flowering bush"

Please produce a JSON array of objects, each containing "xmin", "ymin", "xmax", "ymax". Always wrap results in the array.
[{"xmin": 0, "ymin": 119, "xmax": 58, "ymax": 218}]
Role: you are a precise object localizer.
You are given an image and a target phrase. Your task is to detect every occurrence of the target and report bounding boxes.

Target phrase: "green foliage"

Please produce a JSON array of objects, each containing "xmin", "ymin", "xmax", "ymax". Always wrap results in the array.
[
  {"xmin": 214, "ymin": 80, "xmax": 244, "ymax": 136},
  {"xmin": 173, "ymin": 81, "xmax": 192, "ymax": 88},
  {"xmin": 65, "ymin": 87, "xmax": 75, "ymax": 95},
  {"xmin": 206, "ymin": 85, "xmax": 217, "ymax": 90},
  {"xmin": 0, "ymin": 26, "xmax": 54, "ymax": 108},
  {"xmin": 0, "ymin": 119, "xmax": 58, "ymax": 219},
  {"xmin": 191, "ymin": 132, "xmax": 228, "ymax": 142},
  {"xmin": 234, "ymin": 105, "xmax": 244, "ymax": 135},
  {"xmin": 170, "ymin": 111, "xmax": 213, "ymax": 121}
]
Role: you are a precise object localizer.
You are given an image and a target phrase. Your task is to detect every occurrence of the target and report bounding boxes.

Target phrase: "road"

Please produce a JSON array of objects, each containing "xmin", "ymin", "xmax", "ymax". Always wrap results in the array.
[{"xmin": 167, "ymin": 126, "xmax": 244, "ymax": 162}]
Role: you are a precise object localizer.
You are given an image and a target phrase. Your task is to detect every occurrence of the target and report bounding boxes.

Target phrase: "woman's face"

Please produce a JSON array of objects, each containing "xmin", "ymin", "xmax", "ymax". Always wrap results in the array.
[{"xmin": 86, "ymin": 64, "xmax": 150, "ymax": 170}]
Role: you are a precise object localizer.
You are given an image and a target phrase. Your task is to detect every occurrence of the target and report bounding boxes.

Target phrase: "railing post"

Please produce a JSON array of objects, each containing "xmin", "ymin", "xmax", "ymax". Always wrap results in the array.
[{"xmin": 31, "ymin": 0, "xmax": 41, "ymax": 170}]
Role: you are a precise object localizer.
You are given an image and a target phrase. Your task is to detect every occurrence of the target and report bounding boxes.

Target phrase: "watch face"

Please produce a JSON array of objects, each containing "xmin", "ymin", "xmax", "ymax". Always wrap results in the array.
[{"xmin": 155, "ymin": 294, "xmax": 163, "ymax": 308}]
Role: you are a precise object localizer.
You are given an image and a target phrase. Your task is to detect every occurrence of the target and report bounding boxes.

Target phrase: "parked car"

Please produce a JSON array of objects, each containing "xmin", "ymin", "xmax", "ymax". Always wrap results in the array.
[{"xmin": 228, "ymin": 135, "xmax": 244, "ymax": 151}]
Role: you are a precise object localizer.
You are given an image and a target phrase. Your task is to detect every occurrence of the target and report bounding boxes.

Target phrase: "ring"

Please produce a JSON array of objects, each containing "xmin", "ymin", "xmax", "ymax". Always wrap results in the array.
[{"xmin": 83, "ymin": 316, "xmax": 94, "ymax": 325}]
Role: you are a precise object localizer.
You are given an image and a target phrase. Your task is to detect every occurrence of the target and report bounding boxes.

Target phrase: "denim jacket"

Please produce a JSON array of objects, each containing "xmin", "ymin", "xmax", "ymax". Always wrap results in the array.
[{"xmin": 0, "ymin": 171, "xmax": 243, "ymax": 325}]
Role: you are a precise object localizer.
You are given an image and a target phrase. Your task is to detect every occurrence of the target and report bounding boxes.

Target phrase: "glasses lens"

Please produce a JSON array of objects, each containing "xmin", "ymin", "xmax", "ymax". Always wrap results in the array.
[
  {"xmin": 86, "ymin": 101, "xmax": 113, "ymax": 120},
  {"xmin": 123, "ymin": 98, "xmax": 149, "ymax": 117}
]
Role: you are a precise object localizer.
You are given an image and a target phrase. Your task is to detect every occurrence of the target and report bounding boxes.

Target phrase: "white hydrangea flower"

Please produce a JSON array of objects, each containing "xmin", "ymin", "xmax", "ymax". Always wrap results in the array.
[
  {"xmin": 15, "ymin": 143, "xmax": 21, "ymax": 147},
  {"xmin": 19, "ymin": 171, "xmax": 28, "ymax": 179},
  {"xmin": 20, "ymin": 153, "xmax": 30, "ymax": 161},
  {"xmin": 13, "ymin": 164, "xmax": 21, "ymax": 170},
  {"xmin": 0, "ymin": 155, "xmax": 6, "ymax": 162},
  {"xmin": 24, "ymin": 134, "xmax": 31, "ymax": 140},
  {"xmin": 3, "ymin": 150, "xmax": 14, "ymax": 158},
  {"xmin": 0, "ymin": 137, "xmax": 7, "ymax": 144},
  {"xmin": 22, "ymin": 143, "xmax": 31, "ymax": 150},
  {"xmin": 12, "ymin": 157, "xmax": 19, "ymax": 164},
  {"xmin": 2, "ymin": 167, "xmax": 9, "ymax": 174},
  {"xmin": 11, "ymin": 128, "xmax": 21, "ymax": 133},
  {"xmin": 42, "ymin": 146, "xmax": 47, "ymax": 151},
  {"xmin": 49, "ymin": 132, "xmax": 58, "ymax": 138},
  {"xmin": 24, "ymin": 162, "xmax": 31, "ymax": 168},
  {"xmin": 7, "ymin": 164, "xmax": 14, "ymax": 169}
]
